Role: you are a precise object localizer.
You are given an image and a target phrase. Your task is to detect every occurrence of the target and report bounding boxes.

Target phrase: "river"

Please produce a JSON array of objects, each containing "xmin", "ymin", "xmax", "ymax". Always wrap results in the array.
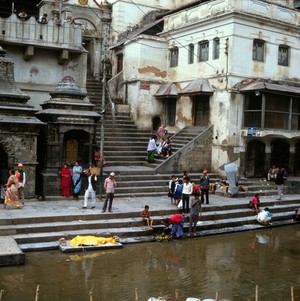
[{"xmin": 0, "ymin": 225, "xmax": 299, "ymax": 301}]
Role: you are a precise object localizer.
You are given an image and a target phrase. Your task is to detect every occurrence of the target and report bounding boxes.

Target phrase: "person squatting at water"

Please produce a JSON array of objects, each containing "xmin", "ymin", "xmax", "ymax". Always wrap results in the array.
[
  {"xmin": 256, "ymin": 208, "xmax": 272, "ymax": 226},
  {"xmin": 161, "ymin": 213, "xmax": 184, "ymax": 238}
]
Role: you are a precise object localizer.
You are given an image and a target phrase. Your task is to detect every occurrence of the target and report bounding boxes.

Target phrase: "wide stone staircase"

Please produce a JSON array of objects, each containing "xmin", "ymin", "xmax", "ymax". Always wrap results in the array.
[
  {"xmin": 0, "ymin": 196, "xmax": 299, "ymax": 252},
  {"xmin": 86, "ymin": 79, "xmax": 286, "ymax": 200}
]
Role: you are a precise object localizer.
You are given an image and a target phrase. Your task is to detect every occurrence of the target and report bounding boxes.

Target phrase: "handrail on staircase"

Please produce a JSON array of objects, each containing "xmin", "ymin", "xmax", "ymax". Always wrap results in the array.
[{"xmin": 154, "ymin": 125, "xmax": 214, "ymax": 174}]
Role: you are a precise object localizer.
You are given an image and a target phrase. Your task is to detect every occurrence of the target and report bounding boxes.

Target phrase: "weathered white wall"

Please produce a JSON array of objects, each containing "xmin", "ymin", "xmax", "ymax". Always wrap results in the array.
[{"xmin": 121, "ymin": 38, "xmax": 168, "ymax": 128}]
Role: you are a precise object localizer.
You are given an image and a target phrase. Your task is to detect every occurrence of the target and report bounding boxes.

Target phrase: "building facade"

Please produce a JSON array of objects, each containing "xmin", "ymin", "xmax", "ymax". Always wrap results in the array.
[
  {"xmin": 0, "ymin": 0, "xmax": 111, "ymax": 196},
  {"xmin": 109, "ymin": 0, "xmax": 300, "ymax": 176}
]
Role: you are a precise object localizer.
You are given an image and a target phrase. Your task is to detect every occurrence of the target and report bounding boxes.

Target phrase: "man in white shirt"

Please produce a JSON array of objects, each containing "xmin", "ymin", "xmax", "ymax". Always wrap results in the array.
[
  {"xmin": 83, "ymin": 169, "xmax": 97, "ymax": 209},
  {"xmin": 182, "ymin": 176, "xmax": 193, "ymax": 214}
]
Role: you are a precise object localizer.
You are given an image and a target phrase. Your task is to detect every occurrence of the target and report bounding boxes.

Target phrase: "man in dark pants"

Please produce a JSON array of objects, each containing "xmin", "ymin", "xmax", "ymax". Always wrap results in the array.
[
  {"xmin": 102, "ymin": 172, "xmax": 117, "ymax": 212},
  {"xmin": 200, "ymin": 168, "xmax": 210, "ymax": 204}
]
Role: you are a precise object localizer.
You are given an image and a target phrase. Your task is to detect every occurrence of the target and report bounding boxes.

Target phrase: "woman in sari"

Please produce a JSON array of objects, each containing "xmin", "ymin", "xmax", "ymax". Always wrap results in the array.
[
  {"xmin": 61, "ymin": 163, "xmax": 71, "ymax": 197},
  {"xmin": 3, "ymin": 169, "xmax": 23, "ymax": 209},
  {"xmin": 72, "ymin": 161, "xmax": 82, "ymax": 199}
]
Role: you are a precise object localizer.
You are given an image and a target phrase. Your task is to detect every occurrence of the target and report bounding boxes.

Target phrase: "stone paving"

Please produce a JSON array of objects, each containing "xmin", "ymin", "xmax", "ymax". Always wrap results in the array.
[{"xmin": 0, "ymin": 192, "xmax": 298, "ymax": 220}]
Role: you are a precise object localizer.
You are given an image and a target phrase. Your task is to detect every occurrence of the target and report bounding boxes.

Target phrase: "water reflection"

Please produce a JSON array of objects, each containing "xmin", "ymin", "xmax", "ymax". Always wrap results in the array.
[{"xmin": 0, "ymin": 225, "xmax": 299, "ymax": 301}]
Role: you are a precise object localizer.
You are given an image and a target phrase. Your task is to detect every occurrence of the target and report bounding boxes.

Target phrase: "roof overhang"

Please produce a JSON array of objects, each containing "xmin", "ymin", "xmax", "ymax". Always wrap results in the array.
[
  {"xmin": 238, "ymin": 80, "xmax": 300, "ymax": 96},
  {"xmin": 178, "ymin": 78, "xmax": 214, "ymax": 96},
  {"xmin": 155, "ymin": 82, "xmax": 181, "ymax": 98}
]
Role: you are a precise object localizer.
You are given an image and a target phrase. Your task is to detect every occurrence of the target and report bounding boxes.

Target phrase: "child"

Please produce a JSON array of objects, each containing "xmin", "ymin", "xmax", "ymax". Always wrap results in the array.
[
  {"xmin": 257, "ymin": 207, "xmax": 272, "ymax": 225},
  {"xmin": 168, "ymin": 175, "xmax": 178, "ymax": 205},
  {"xmin": 249, "ymin": 193, "xmax": 260, "ymax": 214},
  {"xmin": 140, "ymin": 205, "xmax": 153, "ymax": 228},
  {"xmin": 174, "ymin": 179, "xmax": 183, "ymax": 206},
  {"xmin": 189, "ymin": 191, "xmax": 202, "ymax": 236}
]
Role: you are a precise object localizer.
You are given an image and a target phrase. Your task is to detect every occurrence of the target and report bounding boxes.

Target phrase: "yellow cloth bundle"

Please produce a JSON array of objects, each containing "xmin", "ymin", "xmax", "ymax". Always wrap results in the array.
[{"xmin": 69, "ymin": 235, "xmax": 117, "ymax": 247}]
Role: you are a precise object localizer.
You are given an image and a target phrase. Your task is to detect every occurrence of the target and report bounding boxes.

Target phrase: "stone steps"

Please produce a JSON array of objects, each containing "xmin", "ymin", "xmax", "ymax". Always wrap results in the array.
[{"xmin": 6, "ymin": 199, "xmax": 299, "ymax": 250}]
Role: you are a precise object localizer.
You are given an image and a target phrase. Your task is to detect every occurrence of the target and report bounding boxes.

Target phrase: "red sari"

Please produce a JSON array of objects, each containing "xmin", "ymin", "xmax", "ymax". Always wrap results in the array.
[{"xmin": 61, "ymin": 167, "xmax": 71, "ymax": 197}]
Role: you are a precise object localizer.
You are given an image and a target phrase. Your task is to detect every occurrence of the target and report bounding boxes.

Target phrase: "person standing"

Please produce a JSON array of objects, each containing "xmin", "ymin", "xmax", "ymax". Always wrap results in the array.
[
  {"xmin": 168, "ymin": 175, "xmax": 177, "ymax": 205},
  {"xmin": 189, "ymin": 192, "xmax": 201, "ymax": 236},
  {"xmin": 181, "ymin": 176, "xmax": 193, "ymax": 214},
  {"xmin": 102, "ymin": 172, "xmax": 117, "ymax": 212},
  {"xmin": 15, "ymin": 163, "xmax": 26, "ymax": 204},
  {"xmin": 275, "ymin": 168, "xmax": 284, "ymax": 200},
  {"xmin": 82, "ymin": 169, "xmax": 97, "ymax": 209},
  {"xmin": 147, "ymin": 136, "xmax": 157, "ymax": 163},
  {"xmin": 199, "ymin": 168, "xmax": 210, "ymax": 204},
  {"xmin": 60, "ymin": 163, "xmax": 71, "ymax": 197},
  {"xmin": 72, "ymin": 161, "xmax": 83, "ymax": 199},
  {"xmin": 4, "ymin": 169, "xmax": 23, "ymax": 209}
]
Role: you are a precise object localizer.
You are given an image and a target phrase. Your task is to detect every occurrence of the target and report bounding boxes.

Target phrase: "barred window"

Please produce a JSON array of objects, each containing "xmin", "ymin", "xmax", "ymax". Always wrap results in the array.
[
  {"xmin": 213, "ymin": 38, "xmax": 220, "ymax": 60},
  {"xmin": 170, "ymin": 47, "xmax": 179, "ymax": 67},
  {"xmin": 252, "ymin": 39, "xmax": 265, "ymax": 62},
  {"xmin": 188, "ymin": 44, "xmax": 194, "ymax": 64},
  {"xmin": 278, "ymin": 45, "xmax": 289, "ymax": 66},
  {"xmin": 198, "ymin": 40, "xmax": 209, "ymax": 62}
]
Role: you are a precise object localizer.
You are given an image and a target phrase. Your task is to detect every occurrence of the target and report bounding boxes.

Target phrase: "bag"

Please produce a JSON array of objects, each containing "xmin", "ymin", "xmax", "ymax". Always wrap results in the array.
[{"xmin": 177, "ymin": 199, "xmax": 183, "ymax": 209}]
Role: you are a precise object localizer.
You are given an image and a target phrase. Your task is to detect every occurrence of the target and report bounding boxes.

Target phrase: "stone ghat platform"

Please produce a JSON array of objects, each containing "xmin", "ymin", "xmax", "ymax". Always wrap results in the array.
[
  {"xmin": 0, "ymin": 236, "xmax": 25, "ymax": 266},
  {"xmin": 0, "ymin": 193, "xmax": 299, "ymax": 266}
]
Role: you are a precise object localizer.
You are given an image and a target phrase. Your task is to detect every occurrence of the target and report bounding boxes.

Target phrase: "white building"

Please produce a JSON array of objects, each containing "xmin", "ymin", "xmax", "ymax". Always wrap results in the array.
[{"xmin": 109, "ymin": 0, "xmax": 300, "ymax": 176}]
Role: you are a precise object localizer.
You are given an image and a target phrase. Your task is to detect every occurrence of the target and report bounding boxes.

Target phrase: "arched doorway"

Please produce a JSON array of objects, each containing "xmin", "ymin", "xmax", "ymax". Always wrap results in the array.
[
  {"xmin": 152, "ymin": 116, "xmax": 161, "ymax": 131},
  {"xmin": 270, "ymin": 140, "xmax": 289, "ymax": 170},
  {"xmin": 294, "ymin": 142, "xmax": 300, "ymax": 175},
  {"xmin": 64, "ymin": 130, "xmax": 90, "ymax": 167},
  {"xmin": 0, "ymin": 145, "xmax": 8, "ymax": 188},
  {"xmin": 246, "ymin": 140, "xmax": 265, "ymax": 177}
]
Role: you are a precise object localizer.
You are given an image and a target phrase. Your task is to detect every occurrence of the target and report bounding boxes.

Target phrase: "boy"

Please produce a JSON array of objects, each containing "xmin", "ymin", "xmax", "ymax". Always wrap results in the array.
[
  {"xmin": 189, "ymin": 192, "xmax": 202, "ymax": 236},
  {"xmin": 140, "ymin": 205, "xmax": 153, "ymax": 228}
]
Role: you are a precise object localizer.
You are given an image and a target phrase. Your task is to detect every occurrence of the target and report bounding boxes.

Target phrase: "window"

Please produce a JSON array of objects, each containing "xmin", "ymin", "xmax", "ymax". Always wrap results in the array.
[
  {"xmin": 252, "ymin": 39, "xmax": 265, "ymax": 62},
  {"xmin": 188, "ymin": 44, "xmax": 194, "ymax": 64},
  {"xmin": 116, "ymin": 53, "xmax": 123, "ymax": 73},
  {"xmin": 198, "ymin": 40, "xmax": 209, "ymax": 62},
  {"xmin": 243, "ymin": 92, "xmax": 300, "ymax": 130},
  {"xmin": 278, "ymin": 45, "xmax": 289, "ymax": 66},
  {"xmin": 213, "ymin": 38, "xmax": 220, "ymax": 59},
  {"xmin": 170, "ymin": 47, "xmax": 179, "ymax": 67}
]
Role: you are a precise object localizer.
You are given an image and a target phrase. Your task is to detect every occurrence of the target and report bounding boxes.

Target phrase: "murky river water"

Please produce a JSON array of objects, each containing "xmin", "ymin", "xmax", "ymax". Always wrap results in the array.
[{"xmin": 0, "ymin": 225, "xmax": 299, "ymax": 301}]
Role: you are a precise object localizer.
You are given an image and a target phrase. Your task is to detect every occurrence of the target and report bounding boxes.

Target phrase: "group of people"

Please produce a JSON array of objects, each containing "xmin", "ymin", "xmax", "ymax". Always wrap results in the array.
[
  {"xmin": 147, "ymin": 125, "xmax": 172, "ymax": 163},
  {"xmin": 267, "ymin": 165, "xmax": 288, "ymax": 200},
  {"xmin": 60, "ymin": 162, "xmax": 117, "ymax": 212},
  {"xmin": 168, "ymin": 169, "xmax": 210, "ymax": 210},
  {"xmin": 2, "ymin": 163, "xmax": 26, "ymax": 209}
]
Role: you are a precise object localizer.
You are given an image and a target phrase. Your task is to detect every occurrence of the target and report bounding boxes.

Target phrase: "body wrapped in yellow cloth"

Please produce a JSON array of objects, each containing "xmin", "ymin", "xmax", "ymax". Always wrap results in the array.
[{"xmin": 69, "ymin": 235, "xmax": 118, "ymax": 247}]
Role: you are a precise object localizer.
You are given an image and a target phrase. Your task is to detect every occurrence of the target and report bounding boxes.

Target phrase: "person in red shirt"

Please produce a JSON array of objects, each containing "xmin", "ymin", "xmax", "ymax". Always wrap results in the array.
[
  {"xmin": 249, "ymin": 193, "xmax": 260, "ymax": 214},
  {"xmin": 161, "ymin": 213, "xmax": 184, "ymax": 238}
]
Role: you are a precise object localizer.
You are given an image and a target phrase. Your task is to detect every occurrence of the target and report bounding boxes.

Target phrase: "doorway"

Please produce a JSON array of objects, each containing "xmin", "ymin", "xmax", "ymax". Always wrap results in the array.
[
  {"xmin": 246, "ymin": 140, "xmax": 265, "ymax": 177},
  {"xmin": 0, "ymin": 145, "xmax": 8, "ymax": 187},
  {"xmin": 193, "ymin": 96, "xmax": 210, "ymax": 126},
  {"xmin": 270, "ymin": 140, "xmax": 289, "ymax": 169}
]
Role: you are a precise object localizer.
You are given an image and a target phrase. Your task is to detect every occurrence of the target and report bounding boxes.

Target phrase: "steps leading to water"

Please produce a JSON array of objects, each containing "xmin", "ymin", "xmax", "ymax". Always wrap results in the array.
[{"xmin": 1, "ymin": 197, "xmax": 298, "ymax": 251}]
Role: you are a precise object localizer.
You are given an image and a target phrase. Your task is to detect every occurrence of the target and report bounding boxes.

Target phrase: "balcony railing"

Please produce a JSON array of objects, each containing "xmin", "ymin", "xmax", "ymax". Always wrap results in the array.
[{"xmin": 0, "ymin": 14, "xmax": 84, "ymax": 52}]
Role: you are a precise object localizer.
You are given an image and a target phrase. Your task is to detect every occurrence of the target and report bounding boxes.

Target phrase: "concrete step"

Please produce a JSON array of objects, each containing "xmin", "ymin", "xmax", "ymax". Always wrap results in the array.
[{"xmin": 11, "ymin": 202, "xmax": 299, "ymax": 249}]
